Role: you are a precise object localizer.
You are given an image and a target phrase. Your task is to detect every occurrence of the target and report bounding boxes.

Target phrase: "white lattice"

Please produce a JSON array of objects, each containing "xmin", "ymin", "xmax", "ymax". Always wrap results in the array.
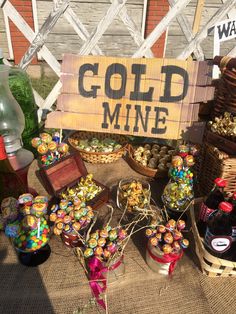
[{"xmin": 1, "ymin": 0, "xmax": 236, "ymax": 122}]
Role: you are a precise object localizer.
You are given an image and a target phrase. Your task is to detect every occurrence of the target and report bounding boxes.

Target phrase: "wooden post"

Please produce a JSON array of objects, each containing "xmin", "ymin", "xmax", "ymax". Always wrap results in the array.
[
  {"xmin": 177, "ymin": 0, "xmax": 236, "ymax": 60},
  {"xmin": 188, "ymin": 0, "xmax": 205, "ymax": 60},
  {"xmin": 168, "ymin": 0, "xmax": 204, "ymax": 60}
]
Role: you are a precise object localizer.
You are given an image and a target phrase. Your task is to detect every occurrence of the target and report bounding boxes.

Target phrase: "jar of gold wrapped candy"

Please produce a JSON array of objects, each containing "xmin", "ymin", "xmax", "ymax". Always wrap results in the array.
[{"xmin": 117, "ymin": 178, "xmax": 151, "ymax": 214}]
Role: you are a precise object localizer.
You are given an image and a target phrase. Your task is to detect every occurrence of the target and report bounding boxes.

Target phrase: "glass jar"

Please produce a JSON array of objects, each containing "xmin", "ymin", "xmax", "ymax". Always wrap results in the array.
[{"xmin": 117, "ymin": 178, "xmax": 151, "ymax": 214}]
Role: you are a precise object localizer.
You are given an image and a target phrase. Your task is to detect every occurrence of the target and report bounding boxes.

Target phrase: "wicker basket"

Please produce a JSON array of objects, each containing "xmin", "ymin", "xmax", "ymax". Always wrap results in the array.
[
  {"xmin": 68, "ymin": 131, "xmax": 128, "ymax": 164},
  {"xmin": 212, "ymin": 56, "xmax": 236, "ymax": 117},
  {"xmin": 190, "ymin": 198, "xmax": 236, "ymax": 277},
  {"xmin": 198, "ymin": 143, "xmax": 236, "ymax": 195},
  {"xmin": 125, "ymin": 144, "xmax": 170, "ymax": 178}
]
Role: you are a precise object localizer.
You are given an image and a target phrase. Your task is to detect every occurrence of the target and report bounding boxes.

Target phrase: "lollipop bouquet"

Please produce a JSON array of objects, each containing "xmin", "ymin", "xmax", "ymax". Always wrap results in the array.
[
  {"xmin": 49, "ymin": 198, "xmax": 95, "ymax": 248},
  {"xmin": 82, "ymin": 221, "xmax": 128, "ymax": 309},
  {"xmin": 145, "ymin": 218, "xmax": 189, "ymax": 275},
  {"xmin": 31, "ymin": 132, "xmax": 69, "ymax": 166}
]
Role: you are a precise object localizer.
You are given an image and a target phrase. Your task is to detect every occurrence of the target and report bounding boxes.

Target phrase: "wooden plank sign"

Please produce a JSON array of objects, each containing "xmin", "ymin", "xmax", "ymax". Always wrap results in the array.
[{"xmin": 45, "ymin": 54, "xmax": 214, "ymax": 139}]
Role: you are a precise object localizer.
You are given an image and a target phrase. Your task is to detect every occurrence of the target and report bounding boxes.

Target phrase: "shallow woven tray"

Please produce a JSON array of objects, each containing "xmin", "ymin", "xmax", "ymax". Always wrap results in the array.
[
  {"xmin": 190, "ymin": 198, "xmax": 236, "ymax": 277},
  {"xmin": 68, "ymin": 131, "xmax": 128, "ymax": 164},
  {"xmin": 125, "ymin": 144, "xmax": 169, "ymax": 178}
]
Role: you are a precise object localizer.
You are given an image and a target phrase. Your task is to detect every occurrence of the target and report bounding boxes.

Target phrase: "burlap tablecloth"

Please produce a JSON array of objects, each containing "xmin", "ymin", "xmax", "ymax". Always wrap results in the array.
[{"xmin": 0, "ymin": 158, "xmax": 236, "ymax": 314}]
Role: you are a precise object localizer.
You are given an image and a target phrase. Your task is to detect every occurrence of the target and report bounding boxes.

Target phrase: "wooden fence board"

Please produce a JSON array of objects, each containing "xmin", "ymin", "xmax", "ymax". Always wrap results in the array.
[{"xmin": 37, "ymin": 1, "xmax": 143, "ymax": 35}]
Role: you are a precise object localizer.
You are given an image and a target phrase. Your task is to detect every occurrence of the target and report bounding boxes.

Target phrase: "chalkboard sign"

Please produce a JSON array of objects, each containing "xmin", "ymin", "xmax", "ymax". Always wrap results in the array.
[{"xmin": 46, "ymin": 54, "xmax": 214, "ymax": 140}]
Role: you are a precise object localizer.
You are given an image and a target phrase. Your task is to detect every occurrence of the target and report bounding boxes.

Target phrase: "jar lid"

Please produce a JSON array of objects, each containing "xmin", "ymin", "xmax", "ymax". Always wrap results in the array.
[
  {"xmin": 214, "ymin": 178, "xmax": 227, "ymax": 187},
  {"xmin": 219, "ymin": 201, "xmax": 233, "ymax": 213}
]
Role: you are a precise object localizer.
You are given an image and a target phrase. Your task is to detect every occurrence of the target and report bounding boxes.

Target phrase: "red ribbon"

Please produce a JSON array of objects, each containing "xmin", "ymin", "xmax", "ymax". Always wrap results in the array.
[
  {"xmin": 147, "ymin": 247, "xmax": 183, "ymax": 275},
  {"xmin": 88, "ymin": 256, "xmax": 123, "ymax": 309}
]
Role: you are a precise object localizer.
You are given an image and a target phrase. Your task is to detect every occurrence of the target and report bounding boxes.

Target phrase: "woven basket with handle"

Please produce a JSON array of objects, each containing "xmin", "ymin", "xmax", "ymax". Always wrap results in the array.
[
  {"xmin": 190, "ymin": 198, "xmax": 236, "ymax": 277},
  {"xmin": 213, "ymin": 56, "xmax": 236, "ymax": 117},
  {"xmin": 68, "ymin": 131, "xmax": 128, "ymax": 164}
]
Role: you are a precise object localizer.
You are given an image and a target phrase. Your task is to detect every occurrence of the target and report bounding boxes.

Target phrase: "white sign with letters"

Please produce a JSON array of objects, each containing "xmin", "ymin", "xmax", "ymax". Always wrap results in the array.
[{"xmin": 213, "ymin": 18, "xmax": 236, "ymax": 78}]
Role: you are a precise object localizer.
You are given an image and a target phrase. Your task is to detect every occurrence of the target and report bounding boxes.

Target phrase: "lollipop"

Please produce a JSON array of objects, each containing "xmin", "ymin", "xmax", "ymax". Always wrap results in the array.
[
  {"xmin": 172, "ymin": 241, "xmax": 181, "ymax": 252},
  {"xmin": 164, "ymin": 232, "xmax": 174, "ymax": 244},
  {"xmin": 1, "ymin": 197, "xmax": 18, "ymax": 222},
  {"xmin": 37, "ymin": 143, "xmax": 48, "ymax": 155},
  {"xmin": 171, "ymin": 155, "xmax": 183, "ymax": 168},
  {"xmin": 31, "ymin": 137, "xmax": 42, "ymax": 148},
  {"xmin": 109, "ymin": 229, "xmax": 118, "ymax": 241},
  {"xmin": 18, "ymin": 194, "xmax": 33, "ymax": 206},
  {"xmin": 84, "ymin": 248, "xmax": 94, "ymax": 258},
  {"xmin": 162, "ymin": 244, "xmax": 173, "ymax": 254},
  {"xmin": 22, "ymin": 215, "xmax": 38, "ymax": 230},
  {"xmin": 5, "ymin": 223, "xmax": 19, "ymax": 238},
  {"xmin": 180, "ymin": 239, "xmax": 189, "ymax": 249},
  {"xmin": 118, "ymin": 229, "xmax": 127, "ymax": 240},
  {"xmin": 40, "ymin": 133, "xmax": 52, "ymax": 144},
  {"xmin": 184, "ymin": 155, "xmax": 195, "ymax": 167},
  {"xmin": 88, "ymin": 238, "xmax": 97, "ymax": 249},
  {"xmin": 107, "ymin": 242, "xmax": 117, "ymax": 254},
  {"xmin": 48, "ymin": 141, "xmax": 58, "ymax": 152},
  {"xmin": 177, "ymin": 220, "xmax": 186, "ymax": 230},
  {"xmin": 95, "ymin": 247, "xmax": 103, "ymax": 256},
  {"xmin": 97, "ymin": 237, "xmax": 106, "ymax": 247},
  {"xmin": 31, "ymin": 202, "xmax": 47, "ymax": 217},
  {"xmin": 150, "ymin": 237, "xmax": 158, "ymax": 246},
  {"xmin": 58, "ymin": 143, "xmax": 69, "ymax": 154},
  {"xmin": 178, "ymin": 145, "xmax": 189, "ymax": 158}
]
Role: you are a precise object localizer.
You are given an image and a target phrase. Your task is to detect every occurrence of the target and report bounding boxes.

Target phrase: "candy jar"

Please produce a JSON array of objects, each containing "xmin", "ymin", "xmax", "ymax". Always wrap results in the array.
[
  {"xmin": 5, "ymin": 194, "xmax": 51, "ymax": 267},
  {"xmin": 117, "ymin": 178, "xmax": 151, "ymax": 214},
  {"xmin": 162, "ymin": 147, "xmax": 195, "ymax": 219}
]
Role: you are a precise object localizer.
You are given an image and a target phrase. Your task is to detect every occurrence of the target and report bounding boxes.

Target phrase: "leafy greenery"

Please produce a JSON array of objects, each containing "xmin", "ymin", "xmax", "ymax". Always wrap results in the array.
[{"xmin": 31, "ymin": 76, "xmax": 58, "ymax": 99}]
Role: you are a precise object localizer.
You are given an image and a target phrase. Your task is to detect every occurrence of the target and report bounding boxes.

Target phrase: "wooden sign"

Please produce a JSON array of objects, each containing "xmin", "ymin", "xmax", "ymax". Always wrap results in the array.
[{"xmin": 46, "ymin": 54, "xmax": 214, "ymax": 140}]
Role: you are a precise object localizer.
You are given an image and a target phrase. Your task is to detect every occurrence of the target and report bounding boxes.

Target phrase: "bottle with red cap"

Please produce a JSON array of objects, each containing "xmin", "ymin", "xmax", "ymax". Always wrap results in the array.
[
  {"xmin": 0, "ymin": 135, "xmax": 26, "ymax": 203},
  {"xmin": 228, "ymin": 192, "xmax": 236, "ymax": 242},
  {"xmin": 204, "ymin": 201, "xmax": 233, "ymax": 258},
  {"xmin": 197, "ymin": 178, "xmax": 227, "ymax": 237}
]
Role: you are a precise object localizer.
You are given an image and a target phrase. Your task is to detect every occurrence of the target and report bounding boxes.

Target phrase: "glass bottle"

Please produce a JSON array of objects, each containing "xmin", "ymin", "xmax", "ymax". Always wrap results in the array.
[
  {"xmin": 0, "ymin": 135, "xmax": 26, "ymax": 203},
  {"xmin": 0, "ymin": 65, "xmax": 25, "ymax": 153},
  {"xmin": 204, "ymin": 201, "xmax": 233, "ymax": 258},
  {"xmin": 0, "ymin": 48, "xmax": 39, "ymax": 153},
  {"xmin": 0, "ymin": 65, "xmax": 34, "ymax": 191},
  {"xmin": 197, "ymin": 178, "xmax": 227, "ymax": 236}
]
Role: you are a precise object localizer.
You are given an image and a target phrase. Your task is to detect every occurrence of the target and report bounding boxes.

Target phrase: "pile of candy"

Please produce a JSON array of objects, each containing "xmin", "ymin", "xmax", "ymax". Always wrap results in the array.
[
  {"xmin": 133, "ymin": 144, "xmax": 175, "ymax": 170},
  {"xmin": 162, "ymin": 145, "xmax": 196, "ymax": 211},
  {"xmin": 117, "ymin": 179, "xmax": 150, "ymax": 213},
  {"xmin": 84, "ymin": 224, "xmax": 127, "ymax": 261},
  {"xmin": 72, "ymin": 137, "xmax": 122, "ymax": 153},
  {"xmin": 31, "ymin": 132, "xmax": 69, "ymax": 166},
  {"xmin": 208, "ymin": 112, "xmax": 236, "ymax": 140},
  {"xmin": 50, "ymin": 200, "xmax": 95, "ymax": 236},
  {"xmin": 4, "ymin": 194, "xmax": 50, "ymax": 252},
  {"xmin": 60, "ymin": 174, "xmax": 103, "ymax": 203},
  {"xmin": 146, "ymin": 219, "xmax": 189, "ymax": 254}
]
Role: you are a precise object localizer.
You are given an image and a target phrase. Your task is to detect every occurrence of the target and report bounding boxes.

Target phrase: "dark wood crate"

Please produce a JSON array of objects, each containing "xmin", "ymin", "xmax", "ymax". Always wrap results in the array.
[{"xmin": 205, "ymin": 130, "xmax": 236, "ymax": 155}]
